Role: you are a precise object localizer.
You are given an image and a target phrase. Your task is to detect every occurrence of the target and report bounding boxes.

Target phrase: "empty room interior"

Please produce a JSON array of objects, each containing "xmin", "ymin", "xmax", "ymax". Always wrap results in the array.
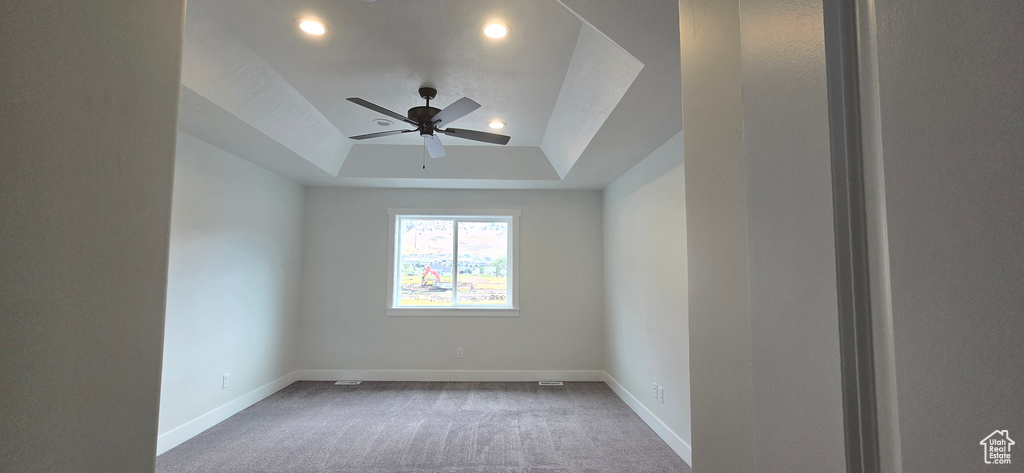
[
  {"xmin": 156, "ymin": 0, "xmax": 693, "ymax": 470},
  {"xmin": 3, "ymin": 0, "xmax": 1022, "ymax": 472}
]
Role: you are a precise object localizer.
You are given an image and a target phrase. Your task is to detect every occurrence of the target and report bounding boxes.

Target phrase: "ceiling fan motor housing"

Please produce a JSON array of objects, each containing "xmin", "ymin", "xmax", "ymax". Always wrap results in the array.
[{"xmin": 407, "ymin": 106, "xmax": 441, "ymax": 131}]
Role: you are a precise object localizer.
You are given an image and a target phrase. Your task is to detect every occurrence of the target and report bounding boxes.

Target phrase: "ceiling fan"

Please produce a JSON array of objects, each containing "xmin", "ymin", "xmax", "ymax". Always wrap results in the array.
[{"xmin": 346, "ymin": 87, "xmax": 511, "ymax": 158}]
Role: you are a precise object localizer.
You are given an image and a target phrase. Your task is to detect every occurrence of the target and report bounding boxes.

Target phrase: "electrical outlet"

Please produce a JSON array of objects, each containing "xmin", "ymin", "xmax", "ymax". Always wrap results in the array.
[
  {"xmin": 222, "ymin": 373, "xmax": 230, "ymax": 389},
  {"xmin": 457, "ymin": 347, "xmax": 464, "ymax": 358},
  {"xmin": 653, "ymin": 382, "xmax": 659, "ymax": 398},
  {"xmin": 658, "ymin": 385, "xmax": 664, "ymax": 403}
]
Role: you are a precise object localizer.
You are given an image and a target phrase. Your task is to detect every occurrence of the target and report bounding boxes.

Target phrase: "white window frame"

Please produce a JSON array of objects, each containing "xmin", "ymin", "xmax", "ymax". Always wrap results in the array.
[{"xmin": 386, "ymin": 208, "xmax": 520, "ymax": 317}]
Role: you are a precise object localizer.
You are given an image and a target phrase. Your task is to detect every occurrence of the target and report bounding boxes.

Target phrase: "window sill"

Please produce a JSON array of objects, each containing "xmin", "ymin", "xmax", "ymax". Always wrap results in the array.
[{"xmin": 386, "ymin": 308, "xmax": 520, "ymax": 317}]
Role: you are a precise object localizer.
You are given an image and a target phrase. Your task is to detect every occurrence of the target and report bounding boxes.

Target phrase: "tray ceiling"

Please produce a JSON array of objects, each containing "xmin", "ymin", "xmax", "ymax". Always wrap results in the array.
[{"xmin": 177, "ymin": 0, "xmax": 681, "ymax": 189}]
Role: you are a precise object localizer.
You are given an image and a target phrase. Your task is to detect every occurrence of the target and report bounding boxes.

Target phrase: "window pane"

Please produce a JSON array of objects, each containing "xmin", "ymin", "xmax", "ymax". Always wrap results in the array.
[
  {"xmin": 398, "ymin": 219, "xmax": 453, "ymax": 306},
  {"xmin": 456, "ymin": 221, "xmax": 509, "ymax": 305}
]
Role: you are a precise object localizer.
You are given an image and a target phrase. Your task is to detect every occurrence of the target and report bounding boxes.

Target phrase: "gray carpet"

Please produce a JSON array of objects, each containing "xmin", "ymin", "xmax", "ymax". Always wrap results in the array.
[{"xmin": 156, "ymin": 381, "xmax": 691, "ymax": 473}]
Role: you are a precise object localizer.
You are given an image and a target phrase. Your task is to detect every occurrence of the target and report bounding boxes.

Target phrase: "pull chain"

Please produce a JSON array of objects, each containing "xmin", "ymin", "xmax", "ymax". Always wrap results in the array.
[{"xmin": 422, "ymin": 143, "xmax": 426, "ymax": 170}]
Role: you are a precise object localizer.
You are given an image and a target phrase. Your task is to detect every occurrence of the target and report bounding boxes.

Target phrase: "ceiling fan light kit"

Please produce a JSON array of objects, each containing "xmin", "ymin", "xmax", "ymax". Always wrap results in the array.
[{"xmin": 347, "ymin": 87, "xmax": 511, "ymax": 159}]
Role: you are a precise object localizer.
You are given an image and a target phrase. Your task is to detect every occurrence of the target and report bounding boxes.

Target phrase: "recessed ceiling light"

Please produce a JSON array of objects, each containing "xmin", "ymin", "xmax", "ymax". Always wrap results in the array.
[
  {"xmin": 488, "ymin": 120, "xmax": 506, "ymax": 130},
  {"xmin": 373, "ymin": 118, "xmax": 393, "ymax": 127},
  {"xmin": 298, "ymin": 19, "xmax": 327, "ymax": 36},
  {"xmin": 483, "ymin": 23, "xmax": 509, "ymax": 39}
]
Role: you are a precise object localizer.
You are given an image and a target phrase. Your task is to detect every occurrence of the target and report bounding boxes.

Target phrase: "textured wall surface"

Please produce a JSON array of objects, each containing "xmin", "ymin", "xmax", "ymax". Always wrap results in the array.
[
  {"xmin": 0, "ymin": 1, "xmax": 185, "ymax": 471},
  {"xmin": 298, "ymin": 188, "xmax": 604, "ymax": 373},
  {"xmin": 681, "ymin": 0, "xmax": 846, "ymax": 470},
  {"xmin": 603, "ymin": 132, "xmax": 691, "ymax": 462},
  {"xmin": 678, "ymin": 1, "xmax": 756, "ymax": 471},
  {"xmin": 872, "ymin": 1, "xmax": 1024, "ymax": 470},
  {"xmin": 739, "ymin": 0, "xmax": 846, "ymax": 471},
  {"xmin": 159, "ymin": 133, "xmax": 305, "ymax": 443}
]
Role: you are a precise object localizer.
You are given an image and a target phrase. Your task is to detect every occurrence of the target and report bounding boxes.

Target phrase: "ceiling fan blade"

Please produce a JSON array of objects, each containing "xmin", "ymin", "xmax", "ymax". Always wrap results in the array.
[
  {"xmin": 423, "ymin": 134, "xmax": 446, "ymax": 158},
  {"xmin": 349, "ymin": 129, "xmax": 416, "ymax": 140},
  {"xmin": 431, "ymin": 97, "xmax": 480, "ymax": 128},
  {"xmin": 347, "ymin": 98, "xmax": 416, "ymax": 125},
  {"xmin": 440, "ymin": 127, "xmax": 511, "ymax": 145}
]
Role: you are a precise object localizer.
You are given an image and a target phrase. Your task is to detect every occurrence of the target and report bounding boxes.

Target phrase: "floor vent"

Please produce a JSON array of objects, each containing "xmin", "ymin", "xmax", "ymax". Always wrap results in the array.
[
  {"xmin": 334, "ymin": 380, "xmax": 362, "ymax": 385},
  {"xmin": 538, "ymin": 381, "xmax": 564, "ymax": 386}
]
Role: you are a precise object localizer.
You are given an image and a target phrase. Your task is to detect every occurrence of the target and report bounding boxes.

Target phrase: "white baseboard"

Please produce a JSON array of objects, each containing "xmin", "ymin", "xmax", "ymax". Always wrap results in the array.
[
  {"xmin": 603, "ymin": 372, "xmax": 692, "ymax": 465},
  {"xmin": 156, "ymin": 371, "xmax": 299, "ymax": 455},
  {"xmin": 295, "ymin": 369, "xmax": 605, "ymax": 382}
]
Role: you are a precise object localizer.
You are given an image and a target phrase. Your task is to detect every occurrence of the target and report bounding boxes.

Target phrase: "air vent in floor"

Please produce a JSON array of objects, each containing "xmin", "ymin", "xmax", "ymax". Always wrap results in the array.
[
  {"xmin": 538, "ymin": 381, "xmax": 564, "ymax": 386},
  {"xmin": 334, "ymin": 380, "xmax": 362, "ymax": 385}
]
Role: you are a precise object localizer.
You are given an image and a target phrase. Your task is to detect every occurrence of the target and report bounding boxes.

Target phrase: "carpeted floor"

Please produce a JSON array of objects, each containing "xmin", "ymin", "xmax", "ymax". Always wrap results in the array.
[{"xmin": 156, "ymin": 381, "xmax": 691, "ymax": 473}]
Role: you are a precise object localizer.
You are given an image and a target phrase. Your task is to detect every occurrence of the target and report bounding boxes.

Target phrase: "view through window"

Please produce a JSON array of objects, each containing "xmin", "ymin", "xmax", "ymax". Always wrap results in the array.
[{"xmin": 394, "ymin": 215, "xmax": 513, "ymax": 309}]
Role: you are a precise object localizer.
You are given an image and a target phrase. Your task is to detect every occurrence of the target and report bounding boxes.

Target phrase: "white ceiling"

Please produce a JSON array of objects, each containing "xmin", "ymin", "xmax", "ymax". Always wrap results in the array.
[{"xmin": 177, "ymin": 0, "xmax": 681, "ymax": 189}]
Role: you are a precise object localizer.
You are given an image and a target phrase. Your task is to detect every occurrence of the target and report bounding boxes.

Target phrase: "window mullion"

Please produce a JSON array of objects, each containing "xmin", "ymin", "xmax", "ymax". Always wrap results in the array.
[
  {"xmin": 506, "ymin": 217, "xmax": 513, "ymax": 308},
  {"xmin": 451, "ymin": 218, "xmax": 458, "ymax": 306},
  {"xmin": 395, "ymin": 217, "xmax": 403, "ymax": 308}
]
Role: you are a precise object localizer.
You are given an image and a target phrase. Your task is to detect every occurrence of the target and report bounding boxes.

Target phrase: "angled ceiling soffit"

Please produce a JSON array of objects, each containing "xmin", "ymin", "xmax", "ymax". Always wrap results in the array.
[
  {"xmin": 339, "ymin": 145, "xmax": 560, "ymax": 181},
  {"xmin": 176, "ymin": 86, "xmax": 336, "ymax": 182},
  {"xmin": 180, "ymin": 5, "xmax": 351, "ymax": 176},
  {"xmin": 540, "ymin": 5, "xmax": 644, "ymax": 179}
]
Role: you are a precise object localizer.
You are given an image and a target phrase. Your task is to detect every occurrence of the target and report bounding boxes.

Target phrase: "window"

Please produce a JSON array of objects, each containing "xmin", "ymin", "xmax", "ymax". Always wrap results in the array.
[{"xmin": 387, "ymin": 209, "xmax": 519, "ymax": 316}]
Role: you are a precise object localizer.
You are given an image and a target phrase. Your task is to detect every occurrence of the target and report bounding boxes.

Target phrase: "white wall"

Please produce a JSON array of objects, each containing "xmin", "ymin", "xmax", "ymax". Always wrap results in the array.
[
  {"xmin": 679, "ymin": 1, "xmax": 756, "ymax": 471},
  {"xmin": 158, "ymin": 132, "xmax": 305, "ymax": 449},
  {"xmin": 0, "ymin": 1, "xmax": 185, "ymax": 471},
  {"xmin": 298, "ymin": 188, "xmax": 604, "ymax": 376},
  {"xmin": 681, "ymin": 0, "xmax": 846, "ymax": 471},
  {"xmin": 739, "ymin": 0, "xmax": 847, "ymax": 471},
  {"xmin": 869, "ymin": 1, "xmax": 1024, "ymax": 471},
  {"xmin": 603, "ymin": 132, "xmax": 691, "ymax": 462}
]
